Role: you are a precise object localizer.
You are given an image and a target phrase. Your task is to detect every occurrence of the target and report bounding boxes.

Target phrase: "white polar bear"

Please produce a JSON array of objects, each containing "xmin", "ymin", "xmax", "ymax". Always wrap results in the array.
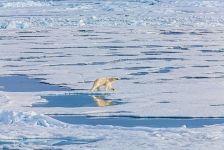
[{"xmin": 90, "ymin": 77, "xmax": 119, "ymax": 92}]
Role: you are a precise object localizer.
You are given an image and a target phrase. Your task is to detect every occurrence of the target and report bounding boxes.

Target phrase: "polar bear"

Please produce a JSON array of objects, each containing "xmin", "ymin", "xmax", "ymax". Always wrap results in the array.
[{"xmin": 90, "ymin": 77, "xmax": 119, "ymax": 92}]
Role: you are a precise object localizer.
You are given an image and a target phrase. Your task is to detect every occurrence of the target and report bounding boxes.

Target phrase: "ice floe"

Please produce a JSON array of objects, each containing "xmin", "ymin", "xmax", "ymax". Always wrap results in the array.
[
  {"xmin": 0, "ymin": 0, "xmax": 223, "ymax": 29},
  {"xmin": 0, "ymin": 110, "xmax": 224, "ymax": 149},
  {"xmin": 1, "ymin": 0, "xmax": 52, "ymax": 8},
  {"xmin": 1, "ymin": 0, "xmax": 224, "ymax": 149}
]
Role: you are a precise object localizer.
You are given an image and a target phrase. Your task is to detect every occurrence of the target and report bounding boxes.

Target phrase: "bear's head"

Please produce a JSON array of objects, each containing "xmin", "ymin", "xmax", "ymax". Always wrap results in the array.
[{"xmin": 110, "ymin": 77, "xmax": 119, "ymax": 82}]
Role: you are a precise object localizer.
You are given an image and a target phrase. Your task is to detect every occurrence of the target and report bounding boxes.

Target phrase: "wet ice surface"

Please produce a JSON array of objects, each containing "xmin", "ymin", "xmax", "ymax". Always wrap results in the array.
[
  {"xmin": 0, "ymin": 75, "xmax": 69, "ymax": 92},
  {"xmin": 1, "ymin": 0, "xmax": 224, "ymax": 149},
  {"xmin": 0, "ymin": 137, "xmax": 99, "ymax": 146},
  {"xmin": 51, "ymin": 115, "xmax": 224, "ymax": 128}
]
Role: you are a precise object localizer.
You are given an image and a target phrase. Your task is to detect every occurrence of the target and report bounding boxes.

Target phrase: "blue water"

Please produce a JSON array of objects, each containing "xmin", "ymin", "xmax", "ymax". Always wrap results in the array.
[
  {"xmin": 0, "ymin": 137, "xmax": 99, "ymax": 146},
  {"xmin": 0, "ymin": 75, "xmax": 69, "ymax": 92},
  {"xmin": 32, "ymin": 93, "xmax": 124, "ymax": 107},
  {"xmin": 51, "ymin": 115, "xmax": 224, "ymax": 128}
]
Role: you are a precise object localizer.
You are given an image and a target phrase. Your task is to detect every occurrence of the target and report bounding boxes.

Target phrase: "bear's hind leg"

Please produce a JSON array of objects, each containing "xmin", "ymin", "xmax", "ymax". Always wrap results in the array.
[{"xmin": 97, "ymin": 87, "xmax": 100, "ymax": 91}]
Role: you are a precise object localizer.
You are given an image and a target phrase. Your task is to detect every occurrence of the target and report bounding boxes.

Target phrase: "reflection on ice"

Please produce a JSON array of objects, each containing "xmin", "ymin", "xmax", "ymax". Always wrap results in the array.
[
  {"xmin": 32, "ymin": 93, "xmax": 124, "ymax": 108},
  {"xmin": 92, "ymin": 96, "xmax": 113, "ymax": 107}
]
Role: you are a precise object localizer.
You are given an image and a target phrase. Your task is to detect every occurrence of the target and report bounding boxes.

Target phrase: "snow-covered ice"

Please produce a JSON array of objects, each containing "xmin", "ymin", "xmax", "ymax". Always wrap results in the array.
[
  {"xmin": 0, "ymin": 0, "xmax": 224, "ymax": 149},
  {"xmin": 1, "ymin": 110, "xmax": 224, "ymax": 150}
]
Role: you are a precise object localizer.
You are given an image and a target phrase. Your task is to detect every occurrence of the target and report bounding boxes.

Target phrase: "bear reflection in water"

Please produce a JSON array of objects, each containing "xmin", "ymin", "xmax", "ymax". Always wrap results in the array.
[{"xmin": 92, "ymin": 96, "xmax": 113, "ymax": 107}]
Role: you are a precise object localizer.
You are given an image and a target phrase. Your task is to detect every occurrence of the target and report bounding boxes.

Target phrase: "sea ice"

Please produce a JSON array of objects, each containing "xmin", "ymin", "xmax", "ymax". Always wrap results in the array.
[{"xmin": 0, "ymin": 0, "xmax": 224, "ymax": 149}]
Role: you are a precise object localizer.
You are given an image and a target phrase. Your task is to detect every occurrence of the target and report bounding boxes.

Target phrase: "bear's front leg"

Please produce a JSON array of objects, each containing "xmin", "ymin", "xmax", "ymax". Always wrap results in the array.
[
  {"xmin": 107, "ymin": 83, "xmax": 115, "ymax": 91},
  {"xmin": 105, "ymin": 85, "xmax": 109, "ymax": 91}
]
